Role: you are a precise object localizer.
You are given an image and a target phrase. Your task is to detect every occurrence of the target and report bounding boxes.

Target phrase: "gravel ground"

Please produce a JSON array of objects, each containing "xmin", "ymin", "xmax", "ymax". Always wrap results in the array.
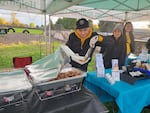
[{"xmin": 0, "ymin": 34, "xmax": 43, "ymax": 44}]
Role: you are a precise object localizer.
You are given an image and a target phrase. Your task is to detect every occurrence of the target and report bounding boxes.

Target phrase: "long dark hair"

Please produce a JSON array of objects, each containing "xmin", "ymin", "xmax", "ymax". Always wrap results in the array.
[{"xmin": 123, "ymin": 22, "xmax": 135, "ymax": 53}]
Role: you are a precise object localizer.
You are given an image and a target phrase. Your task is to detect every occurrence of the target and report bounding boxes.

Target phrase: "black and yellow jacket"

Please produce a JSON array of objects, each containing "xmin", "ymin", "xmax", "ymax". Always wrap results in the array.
[{"xmin": 66, "ymin": 29, "xmax": 104, "ymax": 71}]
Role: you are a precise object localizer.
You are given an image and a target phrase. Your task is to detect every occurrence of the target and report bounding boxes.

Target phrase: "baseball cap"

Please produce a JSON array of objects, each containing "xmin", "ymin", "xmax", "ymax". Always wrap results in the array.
[{"xmin": 76, "ymin": 18, "xmax": 89, "ymax": 29}]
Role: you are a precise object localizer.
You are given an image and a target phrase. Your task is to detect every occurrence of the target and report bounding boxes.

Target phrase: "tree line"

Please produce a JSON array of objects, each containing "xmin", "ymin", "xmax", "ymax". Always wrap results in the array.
[{"xmin": 0, "ymin": 13, "xmax": 120, "ymax": 32}]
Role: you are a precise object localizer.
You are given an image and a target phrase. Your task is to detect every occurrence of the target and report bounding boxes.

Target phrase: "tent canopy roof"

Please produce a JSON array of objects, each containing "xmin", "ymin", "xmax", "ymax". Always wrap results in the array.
[
  {"xmin": 0, "ymin": 0, "xmax": 83, "ymax": 14},
  {"xmin": 54, "ymin": 6, "xmax": 150, "ymax": 22},
  {"xmin": 79, "ymin": 0, "xmax": 150, "ymax": 11},
  {"xmin": 55, "ymin": 0, "xmax": 150, "ymax": 22},
  {"xmin": 0, "ymin": 0, "xmax": 150, "ymax": 22}
]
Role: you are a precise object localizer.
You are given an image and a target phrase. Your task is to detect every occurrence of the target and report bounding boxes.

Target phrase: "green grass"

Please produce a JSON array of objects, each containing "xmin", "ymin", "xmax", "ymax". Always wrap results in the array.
[
  {"xmin": 0, "ymin": 44, "xmax": 42, "ymax": 68},
  {"xmin": 0, "ymin": 41, "xmax": 62, "ymax": 69},
  {"xmin": 8, "ymin": 27, "xmax": 43, "ymax": 34},
  {"xmin": 88, "ymin": 56, "xmax": 96, "ymax": 71}
]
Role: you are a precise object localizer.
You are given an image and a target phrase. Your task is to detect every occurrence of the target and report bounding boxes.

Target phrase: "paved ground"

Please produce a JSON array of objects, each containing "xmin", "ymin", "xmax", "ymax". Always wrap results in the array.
[
  {"xmin": 0, "ymin": 29, "xmax": 150, "ymax": 43},
  {"xmin": 0, "ymin": 34, "xmax": 42, "ymax": 44}
]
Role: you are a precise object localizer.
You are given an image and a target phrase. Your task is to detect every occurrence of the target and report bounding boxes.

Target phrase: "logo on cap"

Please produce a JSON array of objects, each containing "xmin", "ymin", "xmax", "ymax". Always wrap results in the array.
[
  {"xmin": 79, "ymin": 20, "xmax": 85, "ymax": 25},
  {"xmin": 76, "ymin": 18, "xmax": 89, "ymax": 29}
]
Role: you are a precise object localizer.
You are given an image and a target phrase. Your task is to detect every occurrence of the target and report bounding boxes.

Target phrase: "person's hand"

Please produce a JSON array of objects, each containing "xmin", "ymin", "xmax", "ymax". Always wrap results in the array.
[
  {"xmin": 72, "ymin": 57, "xmax": 90, "ymax": 65},
  {"xmin": 71, "ymin": 54, "xmax": 91, "ymax": 65},
  {"xmin": 89, "ymin": 35, "xmax": 98, "ymax": 48}
]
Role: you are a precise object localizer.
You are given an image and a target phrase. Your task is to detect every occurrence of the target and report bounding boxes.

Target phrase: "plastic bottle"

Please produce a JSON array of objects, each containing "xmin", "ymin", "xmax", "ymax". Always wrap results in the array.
[{"xmin": 105, "ymin": 73, "xmax": 115, "ymax": 85}]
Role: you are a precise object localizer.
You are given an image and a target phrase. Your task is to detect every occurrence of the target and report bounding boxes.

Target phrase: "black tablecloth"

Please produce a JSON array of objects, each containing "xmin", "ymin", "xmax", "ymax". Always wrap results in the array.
[{"xmin": 0, "ymin": 87, "xmax": 108, "ymax": 113}]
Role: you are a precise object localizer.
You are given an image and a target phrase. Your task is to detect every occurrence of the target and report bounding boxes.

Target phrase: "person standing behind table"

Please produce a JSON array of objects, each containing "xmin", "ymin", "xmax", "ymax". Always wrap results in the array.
[
  {"xmin": 66, "ymin": 18, "xmax": 106, "ymax": 71},
  {"xmin": 123, "ymin": 22, "xmax": 135, "ymax": 65},
  {"xmin": 102, "ymin": 24, "xmax": 126, "ymax": 69},
  {"xmin": 123, "ymin": 22, "xmax": 135, "ymax": 55}
]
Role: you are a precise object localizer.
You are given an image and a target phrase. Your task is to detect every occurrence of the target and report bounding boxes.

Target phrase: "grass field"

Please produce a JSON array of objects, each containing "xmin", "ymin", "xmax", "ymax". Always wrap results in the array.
[
  {"xmin": 0, "ymin": 41, "xmax": 61, "ymax": 69},
  {"xmin": 8, "ymin": 27, "xmax": 43, "ymax": 34}
]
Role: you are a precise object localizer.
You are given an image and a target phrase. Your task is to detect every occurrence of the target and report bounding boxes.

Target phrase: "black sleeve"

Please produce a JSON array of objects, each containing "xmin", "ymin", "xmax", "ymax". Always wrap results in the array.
[
  {"xmin": 66, "ymin": 33, "xmax": 73, "ymax": 49},
  {"xmin": 100, "ymin": 35, "xmax": 114, "ymax": 49},
  {"xmin": 146, "ymin": 38, "xmax": 150, "ymax": 53},
  {"xmin": 130, "ymin": 33, "xmax": 135, "ymax": 53}
]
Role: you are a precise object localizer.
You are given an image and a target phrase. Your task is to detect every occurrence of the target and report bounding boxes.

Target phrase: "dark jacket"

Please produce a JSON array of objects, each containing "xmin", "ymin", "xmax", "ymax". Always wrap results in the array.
[
  {"xmin": 102, "ymin": 35, "xmax": 126, "ymax": 69},
  {"xmin": 66, "ymin": 31, "xmax": 100, "ymax": 71},
  {"xmin": 146, "ymin": 38, "xmax": 150, "ymax": 54}
]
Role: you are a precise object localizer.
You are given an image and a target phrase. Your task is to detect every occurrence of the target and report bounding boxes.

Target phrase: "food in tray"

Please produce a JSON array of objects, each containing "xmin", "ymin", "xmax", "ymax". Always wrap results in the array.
[
  {"xmin": 50, "ymin": 68, "xmax": 82, "ymax": 81},
  {"xmin": 28, "ymin": 66, "xmax": 85, "ymax": 84}
]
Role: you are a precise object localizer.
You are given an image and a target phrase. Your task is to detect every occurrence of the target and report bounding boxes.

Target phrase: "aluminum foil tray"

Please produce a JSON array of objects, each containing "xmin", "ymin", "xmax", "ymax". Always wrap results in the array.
[
  {"xmin": 0, "ymin": 69, "xmax": 32, "ymax": 108},
  {"xmin": 32, "ymin": 67, "xmax": 86, "ymax": 91},
  {"xmin": 0, "ymin": 69, "xmax": 32, "ymax": 94}
]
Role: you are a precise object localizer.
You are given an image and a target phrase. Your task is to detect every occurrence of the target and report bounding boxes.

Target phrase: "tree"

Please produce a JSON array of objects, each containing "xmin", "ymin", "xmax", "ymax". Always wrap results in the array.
[
  {"xmin": 55, "ymin": 18, "xmax": 77, "ymax": 29},
  {"xmin": 98, "ymin": 21, "xmax": 120, "ymax": 32},
  {"xmin": 29, "ymin": 22, "xmax": 35, "ymax": 28},
  {"xmin": 47, "ymin": 19, "xmax": 55, "ymax": 29},
  {"xmin": 11, "ymin": 12, "xmax": 21, "ymax": 26},
  {"xmin": 36, "ymin": 25, "xmax": 40, "ymax": 28},
  {"xmin": 0, "ymin": 17, "xmax": 8, "ymax": 25}
]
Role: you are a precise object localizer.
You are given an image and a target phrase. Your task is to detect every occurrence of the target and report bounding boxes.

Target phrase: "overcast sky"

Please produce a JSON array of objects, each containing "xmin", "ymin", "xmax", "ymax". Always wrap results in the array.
[
  {"xmin": 0, "ymin": 9, "xmax": 150, "ymax": 28},
  {"xmin": 0, "ymin": 9, "xmax": 58, "ymax": 25}
]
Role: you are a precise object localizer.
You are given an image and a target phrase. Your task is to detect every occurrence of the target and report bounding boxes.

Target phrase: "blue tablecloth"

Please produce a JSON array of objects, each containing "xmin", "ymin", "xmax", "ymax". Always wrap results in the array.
[{"xmin": 84, "ymin": 69, "xmax": 150, "ymax": 113}]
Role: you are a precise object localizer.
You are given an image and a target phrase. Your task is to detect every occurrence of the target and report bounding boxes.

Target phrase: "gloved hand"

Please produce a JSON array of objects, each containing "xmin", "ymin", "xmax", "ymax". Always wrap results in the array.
[{"xmin": 89, "ymin": 35, "xmax": 98, "ymax": 48}]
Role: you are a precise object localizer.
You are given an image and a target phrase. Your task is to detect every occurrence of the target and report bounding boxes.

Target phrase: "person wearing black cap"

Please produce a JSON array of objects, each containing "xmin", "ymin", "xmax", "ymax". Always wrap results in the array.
[{"xmin": 66, "ymin": 18, "xmax": 106, "ymax": 71}]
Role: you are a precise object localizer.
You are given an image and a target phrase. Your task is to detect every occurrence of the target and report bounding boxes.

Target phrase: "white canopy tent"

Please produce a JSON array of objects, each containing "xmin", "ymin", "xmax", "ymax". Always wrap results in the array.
[
  {"xmin": 54, "ymin": 5, "xmax": 150, "ymax": 22},
  {"xmin": 0, "ymin": 0, "xmax": 150, "ymax": 21},
  {"xmin": 0, "ymin": 0, "xmax": 83, "ymax": 15},
  {"xmin": 54, "ymin": 0, "xmax": 150, "ymax": 22}
]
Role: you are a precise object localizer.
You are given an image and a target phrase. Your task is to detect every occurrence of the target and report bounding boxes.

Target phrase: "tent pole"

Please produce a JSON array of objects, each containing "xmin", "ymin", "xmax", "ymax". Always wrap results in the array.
[
  {"xmin": 48, "ymin": 15, "xmax": 52, "ymax": 53},
  {"xmin": 124, "ymin": 11, "xmax": 128, "ymax": 24},
  {"xmin": 43, "ymin": 0, "xmax": 48, "ymax": 56},
  {"xmin": 44, "ymin": 12, "xmax": 48, "ymax": 56}
]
